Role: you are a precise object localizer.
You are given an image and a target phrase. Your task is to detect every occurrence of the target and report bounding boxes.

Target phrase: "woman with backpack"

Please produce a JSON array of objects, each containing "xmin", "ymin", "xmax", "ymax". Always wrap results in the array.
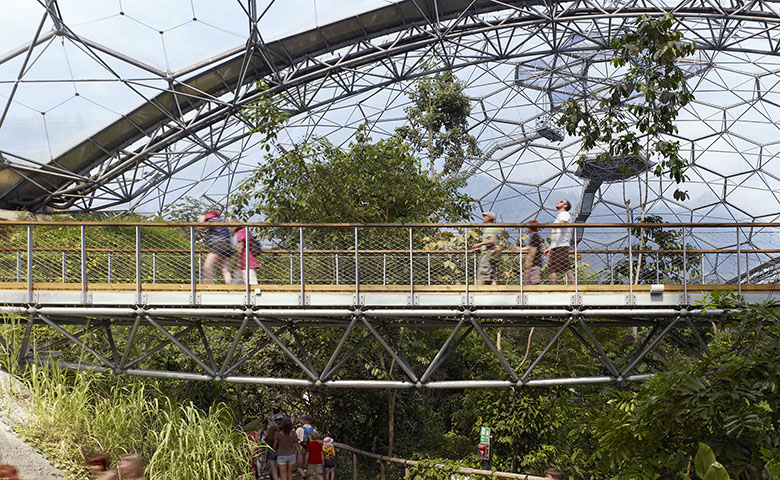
[{"xmin": 273, "ymin": 417, "xmax": 301, "ymax": 480}]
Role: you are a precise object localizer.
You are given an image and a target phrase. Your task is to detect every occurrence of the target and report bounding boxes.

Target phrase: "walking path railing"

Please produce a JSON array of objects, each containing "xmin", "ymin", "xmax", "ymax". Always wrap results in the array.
[
  {"xmin": 0, "ymin": 221, "xmax": 777, "ymax": 303},
  {"xmin": 334, "ymin": 441, "xmax": 546, "ymax": 480}
]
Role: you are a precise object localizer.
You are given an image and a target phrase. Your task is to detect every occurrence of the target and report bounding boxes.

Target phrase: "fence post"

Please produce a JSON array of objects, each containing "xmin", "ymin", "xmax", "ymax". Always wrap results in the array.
[
  {"xmin": 627, "ymin": 225, "xmax": 633, "ymax": 304},
  {"xmin": 152, "ymin": 252, "xmax": 157, "ymax": 284},
  {"xmin": 16, "ymin": 250, "xmax": 21, "ymax": 283},
  {"xmin": 573, "ymin": 229, "xmax": 579, "ymax": 297},
  {"xmin": 335, "ymin": 253, "xmax": 339, "ymax": 285},
  {"xmin": 465, "ymin": 229, "xmax": 469, "ymax": 298},
  {"xmin": 682, "ymin": 227, "xmax": 688, "ymax": 303},
  {"xmin": 26, "ymin": 225, "xmax": 33, "ymax": 304},
  {"xmin": 299, "ymin": 227, "xmax": 305, "ymax": 306},
  {"xmin": 427, "ymin": 253, "xmax": 431, "ymax": 285},
  {"xmin": 244, "ymin": 226, "xmax": 250, "ymax": 304},
  {"xmin": 107, "ymin": 252, "xmax": 112, "ymax": 284},
  {"xmin": 353, "ymin": 453, "xmax": 358, "ymax": 480},
  {"xmin": 355, "ymin": 227, "xmax": 360, "ymax": 302},
  {"xmin": 518, "ymin": 232, "xmax": 524, "ymax": 303},
  {"xmin": 190, "ymin": 227, "xmax": 196, "ymax": 305},
  {"xmin": 736, "ymin": 226, "xmax": 742, "ymax": 295},
  {"xmin": 135, "ymin": 225, "xmax": 141, "ymax": 305},
  {"xmin": 656, "ymin": 252, "xmax": 660, "ymax": 284},
  {"xmin": 409, "ymin": 227, "xmax": 414, "ymax": 304},
  {"xmin": 81, "ymin": 225, "xmax": 88, "ymax": 304},
  {"xmin": 61, "ymin": 251, "xmax": 66, "ymax": 283}
]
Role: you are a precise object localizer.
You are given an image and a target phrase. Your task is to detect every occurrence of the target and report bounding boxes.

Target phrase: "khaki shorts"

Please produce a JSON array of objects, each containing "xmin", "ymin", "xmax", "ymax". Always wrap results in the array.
[
  {"xmin": 548, "ymin": 247, "xmax": 571, "ymax": 273},
  {"xmin": 307, "ymin": 464, "xmax": 324, "ymax": 475},
  {"xmin": 523, "ymin": 266, "xmax": 541, "ymax": 285},
  {"xmin": 477, "ymin": 250, "xmax": 499, "ymax": 282}
]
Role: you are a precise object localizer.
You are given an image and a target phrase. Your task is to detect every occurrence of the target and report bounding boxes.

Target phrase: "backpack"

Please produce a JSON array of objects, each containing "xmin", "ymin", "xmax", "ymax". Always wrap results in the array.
[
  {"xmin": 301, "ymin": 426, "xmax": 316, "ymax": 447},
  {"xmin": 248, "ymin": 232, "xmax": 263, "ymax": 258}
]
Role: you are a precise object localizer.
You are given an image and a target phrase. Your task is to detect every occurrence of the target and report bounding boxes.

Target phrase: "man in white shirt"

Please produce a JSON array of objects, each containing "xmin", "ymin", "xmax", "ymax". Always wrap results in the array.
[{"xmin": 544, "ymin": 199, "xmax": 575, "ymax": 285}]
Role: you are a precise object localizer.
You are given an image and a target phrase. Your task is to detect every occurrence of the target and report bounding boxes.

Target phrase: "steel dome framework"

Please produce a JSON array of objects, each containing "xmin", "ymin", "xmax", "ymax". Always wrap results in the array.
[{"xmin": 0, "ymin": 0, "xmax": 779, "ymax": 227}]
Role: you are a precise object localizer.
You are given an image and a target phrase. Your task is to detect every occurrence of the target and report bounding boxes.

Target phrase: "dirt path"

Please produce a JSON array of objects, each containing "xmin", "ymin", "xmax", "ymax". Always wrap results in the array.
[{"xmin": 0, "ymin": 369, "xmax": 64, "ymax": 479}]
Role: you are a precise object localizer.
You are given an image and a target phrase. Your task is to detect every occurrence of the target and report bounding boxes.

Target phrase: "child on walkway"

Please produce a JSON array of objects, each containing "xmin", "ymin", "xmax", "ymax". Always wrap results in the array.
[
  {"xmin": 304, "ymin": 432, "xmax": 324, "ymax": 480},
  {"xmin": 322, "ymin": 436, "xmax": 336, "ymax": 480}
]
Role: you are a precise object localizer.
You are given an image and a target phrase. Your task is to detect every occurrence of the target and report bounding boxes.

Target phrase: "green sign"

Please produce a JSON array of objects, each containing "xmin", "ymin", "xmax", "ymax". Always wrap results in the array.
[{"xmin": 480, "ymin": 426, "xmax": 490, "ymax": 443}]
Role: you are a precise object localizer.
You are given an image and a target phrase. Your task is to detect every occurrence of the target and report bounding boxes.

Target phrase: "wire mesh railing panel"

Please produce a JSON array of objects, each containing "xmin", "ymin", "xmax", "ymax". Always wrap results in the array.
[
  {"xmin": 0, "ymin": 224, "xmax": 26, "ymax": 283},
  {"xmin": 577, "ymin": 227, "xmax": 626, "ymax": 285},
  {"xmin": 742, "ymin": 225, "xmax": 780, "ymax": 284},
  {"xmin": 1, "ymin": 222, "xmax": 777, "ymax": 292}
]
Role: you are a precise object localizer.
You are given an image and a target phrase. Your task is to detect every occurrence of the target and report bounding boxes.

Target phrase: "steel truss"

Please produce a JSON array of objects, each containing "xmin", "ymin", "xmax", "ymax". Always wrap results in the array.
[
  {"xmin": 4, "ymin": 305, "xmax": 724, "ymax": 388},
  {"xmin": 1, "ymin": 0, "xmax": 780, "ymax": 221}
]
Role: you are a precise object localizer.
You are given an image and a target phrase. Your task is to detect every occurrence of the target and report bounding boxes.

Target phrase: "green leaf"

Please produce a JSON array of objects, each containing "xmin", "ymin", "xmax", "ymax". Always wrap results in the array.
[
  {"xmin": 702, "ymin": 462, "xmax": 730, "ymax": 480},
  {"xmin": 694, "ymin": 442, "xmax": 717, "ymax": 478}
]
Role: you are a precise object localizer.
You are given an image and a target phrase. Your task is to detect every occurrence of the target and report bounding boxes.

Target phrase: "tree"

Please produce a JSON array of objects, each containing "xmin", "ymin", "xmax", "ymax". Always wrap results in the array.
[
  {"xmin": 230, "ymin": 127, "xmax": 472, "ymax": 225},
  {"xmin": 558, "ymin": 14, "xmax": 696, "ymax": 282},
  {"xmin": 396, "ymin": 70, "xmax": 480, "ymax": 177}
]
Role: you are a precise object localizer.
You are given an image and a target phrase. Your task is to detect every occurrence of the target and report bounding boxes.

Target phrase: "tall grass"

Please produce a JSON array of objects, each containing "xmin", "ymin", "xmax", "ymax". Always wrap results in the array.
[{"xmin": 1, "ymin": 313, "xmax": 253, "ymax": 480}]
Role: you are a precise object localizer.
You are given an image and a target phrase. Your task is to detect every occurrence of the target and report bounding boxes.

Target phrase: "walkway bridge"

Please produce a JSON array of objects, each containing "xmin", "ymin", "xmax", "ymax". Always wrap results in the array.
[{"xmin": 0, "ymin": 221, "xmax": 778, "ymax": 389}]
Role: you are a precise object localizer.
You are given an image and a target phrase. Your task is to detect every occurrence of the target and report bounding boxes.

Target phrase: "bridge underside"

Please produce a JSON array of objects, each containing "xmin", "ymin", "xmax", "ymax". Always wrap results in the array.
[{"xmin": 2, "ymin": 283, "xmax": 771, "ymax": 389}]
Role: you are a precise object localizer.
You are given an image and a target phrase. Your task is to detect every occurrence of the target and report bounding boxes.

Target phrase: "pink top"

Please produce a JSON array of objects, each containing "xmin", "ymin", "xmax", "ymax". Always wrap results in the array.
[{"xmin": 234, "ymin": 229, "xmax": 260, "ymax": 270}]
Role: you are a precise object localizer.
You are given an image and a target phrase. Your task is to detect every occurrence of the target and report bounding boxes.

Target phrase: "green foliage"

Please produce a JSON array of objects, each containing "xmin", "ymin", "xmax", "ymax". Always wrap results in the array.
[
  {"xmin": 4, "ymin": 362, "xmax": 251, "ymax": 480},
  {"xmin": 558, "ymin": 13, "xmax": 696, "ymax": 202},
  {"xmin": 160, "ymin": 195, "xmax": 222, "ymax": 222},
  {"xmin": 594, "ymin": 300, "xmax": 780, "ymax": 479},
  {"xmin": 396, "ymin": 70, "xmax": 480, "ymax": 175},
  {"xmin": 408, "ymin": 458, "xmax": 476, "ymax": 480},
  {"xmin": 238, "ymin": 80, "xmax": 288, "ymax": 150},
  {"xmin": 231, "ymin": 126, "xmax": 472, "ymax": 224}
]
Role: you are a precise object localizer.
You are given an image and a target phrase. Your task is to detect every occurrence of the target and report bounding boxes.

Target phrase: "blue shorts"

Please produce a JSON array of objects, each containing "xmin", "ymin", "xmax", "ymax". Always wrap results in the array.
[
  {"xmin": 266, "ymin": 450, "xmax": 277, "ymax": 461},
  {"xmin": 277, "ymin": 454, "xmax": 297, "ymax": 465},
  {"xmin": 324, "ymin": 459, "xmax": 335, "ymax": 468}
]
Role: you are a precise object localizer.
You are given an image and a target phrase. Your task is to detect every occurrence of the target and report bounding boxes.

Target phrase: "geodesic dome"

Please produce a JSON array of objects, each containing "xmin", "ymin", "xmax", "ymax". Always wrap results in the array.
[{"xmin": 1, "ymin": 0, "xmax": 779, "ymax": 228}]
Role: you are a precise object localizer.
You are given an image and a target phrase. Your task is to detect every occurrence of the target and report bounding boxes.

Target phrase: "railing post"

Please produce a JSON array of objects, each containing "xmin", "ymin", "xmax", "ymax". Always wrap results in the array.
[
  {"xmin": 464, "ymin": 230, "xmax": 469, "ymax": 298},
  {"xmin": 682, "ymin": 226, "xmax": 688, "ymax": 302},
  {"xmin": 81, "ymin": 225, "xmax": 87, "ymax": 304},
  {"xmin": 627, "ymin": 225, "xmax": 633, "ymax": 303},
  {"xmin": 354, "ymin": 227, "xmax": 359, "ymax": 302},
  {"xmin": 61, "ymin": 251, "xmax": 66, "ymax": 283},
  {"xmin": 152, "ymin": 252, "xmax": 157, "ymax": 284},
  {"xmin": 518, "ymin": 232, "xmax": 523, "ymax": 303},
  {"xmin": 16, "ymin": 250, "xmax": 22, "ymax": 283},
  {"xmin": 135, "ymin": 225, "xmax": 141, "ymax": 305},
  {"xmin": 244, "ymin": 226, "xmax": 250, "ymax": 304},
  {"xmin": 353, "ymin": 452, "xmax": 358, "ymax": 480},
  {"xmin": 573, "ymin": 230, "xmax": 579, "ymax": 297},
  {"xmin": 609, "ymin": 253, "xmax": 613, "ymax": 285},
  {"xmin": 335, "ymin": 253, "xmax": 339, "ymax": 285},
  {"xmin": 299, "ymin": 227, "xmax": 305, "ymax": 306},
  {"xmin": 382, "ymin": 253, "xmax": 386, "ymax": 285},
  {"xmin": 736, "ymin": 226, "xmax": 742, "ymax": 295},
  {"xmin": 409, "ymin": 227, "xmax": 414, "ymax": 304},
  {"xmin": 427, "ymin": 253, "xmax": 431, "ymax": 285},
  {"xmin": 190, "ymin": 227, "xmax": 196, "ymax": 305},
  {"xmin": 656, "ymin": 252, "xmax": 660, "ymax": 284},
  {"xmin": 26, "ymin": 225, "xmax": 33, "ymax": 303},
  {"xmin": 290, "ymin": 254, "xmax": 294, "ymax": 284},
  {"xmin": 107, "ymin": 252, "xmax": 112, "ymax": 284}
]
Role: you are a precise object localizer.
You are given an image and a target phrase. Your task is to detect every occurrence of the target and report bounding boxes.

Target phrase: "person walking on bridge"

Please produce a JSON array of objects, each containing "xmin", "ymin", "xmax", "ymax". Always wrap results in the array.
[
  {"xmin": 197, "ymin": 211, "xmax": 233, "ymax": 284},
  {"xmin": 473, "ymin": 211, "xmax": 501, "ymax": 285},
  {"xmin": 544, "ymin": 200, "xmax": 575, "ymax": 285}
]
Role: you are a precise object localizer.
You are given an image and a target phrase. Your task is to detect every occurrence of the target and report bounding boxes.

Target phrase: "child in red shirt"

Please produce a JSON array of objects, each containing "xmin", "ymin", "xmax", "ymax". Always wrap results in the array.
[{"xmin": 304, "ymin": 432, "xmax": 324, "ymax": 480}]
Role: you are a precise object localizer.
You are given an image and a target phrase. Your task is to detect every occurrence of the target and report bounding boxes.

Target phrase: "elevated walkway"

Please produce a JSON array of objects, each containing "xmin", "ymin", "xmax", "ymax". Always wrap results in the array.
[{"xmin": 0, "ymin": 221, "xmax": 777, "ymax": 388}]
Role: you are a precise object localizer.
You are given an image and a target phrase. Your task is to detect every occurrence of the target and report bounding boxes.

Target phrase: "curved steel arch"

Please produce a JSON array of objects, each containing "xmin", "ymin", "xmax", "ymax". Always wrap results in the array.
[{"xmin": 1, "ymin": 0, "xmax": 780, "ymax": 212}]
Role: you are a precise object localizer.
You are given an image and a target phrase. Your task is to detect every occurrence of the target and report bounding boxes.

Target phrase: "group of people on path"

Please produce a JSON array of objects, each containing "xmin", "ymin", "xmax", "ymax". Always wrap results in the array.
[
  {"xmin": 198, "ymin": 211, "xmax": 260, "ymax": 285},
  {"xmin": 475, "ymin": 200, "xmax": 575, "ymax": 286},
  {"xmin": 248, "ymin": 412, "xmax": 336, "ymax": 480}
]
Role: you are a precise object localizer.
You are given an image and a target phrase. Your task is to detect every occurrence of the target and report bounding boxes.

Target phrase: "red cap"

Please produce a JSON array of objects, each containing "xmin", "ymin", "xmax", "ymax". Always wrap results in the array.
[{"xmin": 203, "ymin": 211, "xmax": 220, "ymax": 220}]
